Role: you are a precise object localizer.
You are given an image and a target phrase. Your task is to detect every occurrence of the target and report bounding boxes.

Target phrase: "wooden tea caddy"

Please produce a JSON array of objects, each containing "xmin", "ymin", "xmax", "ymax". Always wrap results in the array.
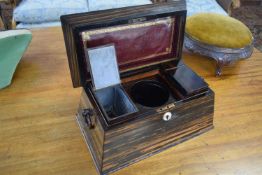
[{"xmin": 61, "ymin": 1, "xmax": 214, "ymax": 175}]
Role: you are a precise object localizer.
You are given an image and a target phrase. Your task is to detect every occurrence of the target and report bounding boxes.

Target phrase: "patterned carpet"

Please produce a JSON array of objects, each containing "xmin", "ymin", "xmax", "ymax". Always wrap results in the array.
[{"xmin": 232, "ymin": 1, "xmax": 262, "ymax": 52}]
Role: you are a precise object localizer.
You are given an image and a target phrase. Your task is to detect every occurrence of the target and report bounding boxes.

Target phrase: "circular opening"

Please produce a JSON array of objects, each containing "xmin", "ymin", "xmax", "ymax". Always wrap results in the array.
[{"xmin": 131, "ymin": 80, "xmax": 170, "ymax": 107}]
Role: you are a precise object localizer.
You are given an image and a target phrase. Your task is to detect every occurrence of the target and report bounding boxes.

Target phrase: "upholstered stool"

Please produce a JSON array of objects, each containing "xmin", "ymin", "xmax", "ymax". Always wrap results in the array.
[{"xmin": 184, "ymin": 13, "xmax": 253, "ymax": 76}]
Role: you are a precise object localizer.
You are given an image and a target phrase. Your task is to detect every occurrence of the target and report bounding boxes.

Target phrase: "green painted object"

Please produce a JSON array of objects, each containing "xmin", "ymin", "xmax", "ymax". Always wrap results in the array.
[{"xmin": 0, "ymin": 30, "xmax": 32, "ymax": 89}]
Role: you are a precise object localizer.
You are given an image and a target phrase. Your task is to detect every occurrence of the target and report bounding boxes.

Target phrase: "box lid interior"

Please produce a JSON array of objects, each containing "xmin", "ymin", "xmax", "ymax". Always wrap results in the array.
[{"xmin": 61, "ymin": 1, "xmax": 186, "ymax": 88}]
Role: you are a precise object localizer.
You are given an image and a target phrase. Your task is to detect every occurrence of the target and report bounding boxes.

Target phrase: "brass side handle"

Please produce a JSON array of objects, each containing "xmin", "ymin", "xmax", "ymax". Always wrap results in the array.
[{"xmin": 82, "ymin": 109, "xmax": 95, "ymax": 129}]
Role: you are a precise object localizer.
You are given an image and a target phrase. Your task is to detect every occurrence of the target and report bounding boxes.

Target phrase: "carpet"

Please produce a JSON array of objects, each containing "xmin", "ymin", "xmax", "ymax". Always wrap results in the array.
[{"xmin": 232, "ymin": 0, "xmax": 262, "ymax": 52}]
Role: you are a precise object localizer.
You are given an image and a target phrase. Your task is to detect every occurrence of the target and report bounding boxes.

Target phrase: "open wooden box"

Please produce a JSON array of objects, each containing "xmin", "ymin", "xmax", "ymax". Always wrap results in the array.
[{"xmin": 61, "ymin": 1, "xmax": 214, "ymax": 174}]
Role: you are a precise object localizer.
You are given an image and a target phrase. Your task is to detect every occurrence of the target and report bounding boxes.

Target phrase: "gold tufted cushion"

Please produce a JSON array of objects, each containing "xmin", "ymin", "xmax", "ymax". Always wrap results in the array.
[{"xmin": 186, "ymin": 13, "xmax": 253, "ymax": 49}]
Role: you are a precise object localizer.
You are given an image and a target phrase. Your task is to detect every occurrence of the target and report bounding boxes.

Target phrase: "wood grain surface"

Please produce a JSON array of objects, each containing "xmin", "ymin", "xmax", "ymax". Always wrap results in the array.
[
  {"xmin": 77, "ymin": 80, "xmax": 214, "ymax": 175},
  {"xmin": 0, "ymin": 27, "xmax": 261, "ymax": 175}
]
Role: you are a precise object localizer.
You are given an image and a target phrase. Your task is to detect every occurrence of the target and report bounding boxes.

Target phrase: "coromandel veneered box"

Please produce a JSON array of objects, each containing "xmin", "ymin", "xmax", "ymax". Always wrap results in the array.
[{"xmin": 61, "ymin": 1, "xmax": 214, "ymax": 174}]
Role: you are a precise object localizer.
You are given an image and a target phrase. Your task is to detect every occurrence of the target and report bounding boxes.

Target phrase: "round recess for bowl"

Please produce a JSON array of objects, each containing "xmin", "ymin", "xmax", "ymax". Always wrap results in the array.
[{"xmin": 131, "ymin": 80, "xmax": 170, "ymax": 107}]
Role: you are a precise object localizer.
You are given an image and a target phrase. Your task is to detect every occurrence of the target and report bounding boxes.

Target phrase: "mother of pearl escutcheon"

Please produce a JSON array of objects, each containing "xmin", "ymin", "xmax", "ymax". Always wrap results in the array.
[{"xmin": 163, "ymin": 112, "xmax": 173, "ymax": 121}]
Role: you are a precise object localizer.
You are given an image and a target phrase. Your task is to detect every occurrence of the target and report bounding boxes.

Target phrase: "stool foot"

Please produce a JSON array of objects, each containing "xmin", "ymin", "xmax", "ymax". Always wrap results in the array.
[
  {"xmin": 216, "ymin": 64, "xmax": 222, "ymax": 76},
  {"xmin": 215, "ymin": 58, "xmax": 232, "ymax": 76}
]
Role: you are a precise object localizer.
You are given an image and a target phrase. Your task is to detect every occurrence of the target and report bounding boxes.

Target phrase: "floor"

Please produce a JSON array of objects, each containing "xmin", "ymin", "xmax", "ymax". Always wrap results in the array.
[{"xmin": 232, "ymin": 0, "xmax": 262, "ymax": 52}]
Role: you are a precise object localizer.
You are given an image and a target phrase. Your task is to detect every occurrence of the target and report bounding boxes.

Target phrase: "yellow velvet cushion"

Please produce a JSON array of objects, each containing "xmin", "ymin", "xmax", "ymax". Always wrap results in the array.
[{"xmin": 186, "ymin": 13, "xmax": 253, "ymax": 49}]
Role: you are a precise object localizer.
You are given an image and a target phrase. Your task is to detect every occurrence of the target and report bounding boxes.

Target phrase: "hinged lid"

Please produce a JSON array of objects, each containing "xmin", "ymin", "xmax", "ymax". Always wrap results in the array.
[
  {"xmin": 87, "ymin": 44, "xmax": 120, "ymax": 90},
  {"xmin": 61, "ymin": 0, "xmax": 186, "ymax": 88}
]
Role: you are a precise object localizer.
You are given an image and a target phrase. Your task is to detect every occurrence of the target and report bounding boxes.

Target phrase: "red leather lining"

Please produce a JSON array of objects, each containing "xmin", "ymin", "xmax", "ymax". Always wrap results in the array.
[{"xmin": 85, "ymin": 18, "xmax": 176, "ymax": 70}]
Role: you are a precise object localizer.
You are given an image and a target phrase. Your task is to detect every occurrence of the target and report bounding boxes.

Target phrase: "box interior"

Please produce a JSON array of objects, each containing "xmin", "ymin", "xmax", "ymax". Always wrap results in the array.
[
  {"xmin": 130, "ymin": 80, "xmax": 170, "ymax": 108},
  {"xmin": 94, "ymin": 85, "xmax": 138, "ymax": 119},
  {"xmin": 86, "ymin": 45, "xmax": 139, "ymax": 120},
  {"xmin": 123, "ymin": 71, "xmax": 181, "ymax": 108},
  {"xmin": 88, "ymin": 61, "xmax": 209, "ymax": 126},
  {"xmin": 85, "ymin": 44, "xmax": 209, "ymax": 126}
]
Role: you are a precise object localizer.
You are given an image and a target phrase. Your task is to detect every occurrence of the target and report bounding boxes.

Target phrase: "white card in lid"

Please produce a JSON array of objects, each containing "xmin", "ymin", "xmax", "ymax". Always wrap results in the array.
[{"xmin": 87, "ymin": 44, "xmax": 121, "ymax": 90}]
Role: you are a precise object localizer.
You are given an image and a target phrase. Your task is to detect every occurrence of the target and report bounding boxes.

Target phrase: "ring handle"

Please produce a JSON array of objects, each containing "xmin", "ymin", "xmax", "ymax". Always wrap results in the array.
[{"xmin": 82, "ymin": 109, "xmax": 95, "ymax": 129}]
